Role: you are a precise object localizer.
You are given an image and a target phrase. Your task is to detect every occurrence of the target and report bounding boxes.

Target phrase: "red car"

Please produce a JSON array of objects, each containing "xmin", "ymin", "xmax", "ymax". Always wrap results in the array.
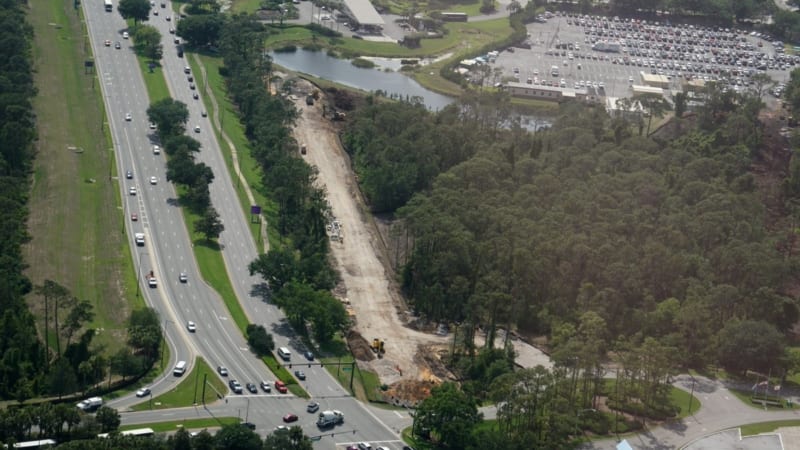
[
  {"xmin": 275, "ymin": 380, "xmax": 288, "ymax": 393},
  {"xmin": 282, "ymin": 413, "xmax": 298, "ymax": 423},
  {"xmin": 131, "ymin": 213, "xmax": 138, "ymax": 221}
]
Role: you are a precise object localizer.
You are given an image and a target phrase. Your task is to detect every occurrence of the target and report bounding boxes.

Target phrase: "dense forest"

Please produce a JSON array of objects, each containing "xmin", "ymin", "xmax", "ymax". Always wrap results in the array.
[
  {"xmin": 343, "ymin": 81, "xmax": 799, "ymax": 375},
  {"xmin": 0, "ymin": 0, "xmax": 48, "ymax": 398}
]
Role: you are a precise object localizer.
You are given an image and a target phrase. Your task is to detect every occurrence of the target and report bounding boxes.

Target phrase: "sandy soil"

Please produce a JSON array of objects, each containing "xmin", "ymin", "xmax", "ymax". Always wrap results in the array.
[{"xmin": 290, "ymin": 88, "xmax": 449, "ymax": 387}]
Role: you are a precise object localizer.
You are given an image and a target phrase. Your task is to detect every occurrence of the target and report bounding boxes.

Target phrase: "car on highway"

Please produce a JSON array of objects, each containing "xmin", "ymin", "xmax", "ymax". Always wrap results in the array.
[
  {"xmin": 125, "ymin": 113, "xmax": 132, "ymax": 121},
  {"xmin": 179, "ymin": 272, "xmax": 188, "ymax": 283},
  {"xmin": 184, "ymin": 66, "xmax": 191, "ymax": 74},
  {"xmin": 357, "ymin": 443, "xmax": 372, "ymax": 450},
  {"xmin": 153, "ymin": 145, "xmax": 160, "ymax": 155},
  {"xmin": 169, "ymin": 27, "xmax": 175, "ymax": 34},
  {"xmin": 131, "ymin": 213, "xmax": 138, "ymax": 221},
  {"xmin": 194, "ymin": 125, "xmax": 200, "ymax": 133},
  {"xmin": 115, "ymin": 41, "xmax": 121, "ymax": 49},
  {"xmin": 150, "ymin": 176, "xmax": 157, "ymax": 185},
  {"xmin": 189, "ymin": 83, "xmax": 195, "ymax": 90},
  {"xmin": 282, "ymin": 413, "xmax": 298, "ymax": 423},
  {"xmin": 186, "ymin": 321, "xmax": 196, "ymax": 332},
  {"xmin": 153, "ymin": 9, "xmax": 158, "ymax": 15},
  {"xmin": 306, "ymin": 401, "xmax": 319, "ymax": 413},
  {"xmin": 201, "ymin": 110, "xmax": 207, "ymax": 117},
  {"xmin": 304, "ymin": 351, "xmax": 314, "ymax": 361},
  {"xmin": 126, "ymin": 170, "xmax": 133, "ymax": 179},
  {"xmin": 228, "ymin": 379, "xmax": 243, "ymax": 394},
  {"xmin": 192, "ymin": 92, "xmax": 199, "ymax": 100},
  {"xmin": 246, "ymin": 382, "xmax": 257, "ymax": 393},
  {"xmin": 294, "ymin": 370, "xmax": 306, "ymax": 380},
  {"xmin": 104, "ymin": 39, "xmax": 111, "ymax": 46},
  {"xmin": 274, "ymin": 380, "xmax": 287, "ymax": 393},
  {"xmin": 166, "ymin": 15, "xmax": 171, "ymax": 21},
  {"xmin": 260, "ymin": 380, "xmax": 271, "ymax": 392},
  {"xmin": 160, "ymin": 1, "xmax": 165, "ymax": 6},
  {"xmin": 187, "ymin": 75, "xmax": 194, "ymax": 82},
  {"xmin": 135, "ymin": 387, "xmax": 151, "ymax": 397},
  {"xmin": 122, "ymin": 31, "xmax": 129, "ymax": 39},
  {"xmin": 129, "ymin": 186, "xmax": 137, "ymax": 195},
  {"xmin": 217, "ymin": 366, "xmax": 228, "ymax": 376}
]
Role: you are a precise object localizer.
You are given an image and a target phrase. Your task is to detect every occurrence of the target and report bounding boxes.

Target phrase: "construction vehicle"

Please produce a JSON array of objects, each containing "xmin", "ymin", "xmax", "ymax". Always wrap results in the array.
[
  {"xmin": 371, "ymin": 338, "xmax": 386, "ymax": 357},
  {"xmin": 331, "ymin": 110, "xmax": 346, "ymax": 121}
]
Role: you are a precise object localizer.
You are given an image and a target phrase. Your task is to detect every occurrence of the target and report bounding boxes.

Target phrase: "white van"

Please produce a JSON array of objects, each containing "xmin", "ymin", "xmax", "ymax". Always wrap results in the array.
[
  {"xmin": 277, "ymin": 347, "xmax": 291, "ymax": 361},
  {"xmin": 173, "ymin": 360, "xmax": 187, "ymax": 376}
]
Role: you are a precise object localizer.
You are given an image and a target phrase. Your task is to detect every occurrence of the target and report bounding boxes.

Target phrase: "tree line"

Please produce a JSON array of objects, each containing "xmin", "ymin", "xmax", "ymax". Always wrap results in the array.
[
  {"xmin": 0, "ymin": 0, "xmax": 56, "ymax": 400},
  {"xmin": 202, "ymin": 14, "xmax": 346, "ymax": 345}
]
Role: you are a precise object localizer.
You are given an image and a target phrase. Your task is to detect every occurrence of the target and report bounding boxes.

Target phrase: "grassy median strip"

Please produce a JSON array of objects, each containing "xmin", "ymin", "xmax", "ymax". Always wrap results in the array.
[
  {"xmin": 740, "ymin": 419, "xmax": 800, "ymax": 436},
  {"xmin": 130, "ymin": 357, "xmax": 227, "ymax": 410},
  {"xmin": 120, "ymin": 417, "xmax": 240, "ymax": 433},
  {"xmin": 26, "ymin": 0, "xmax": 141, "ymax": 356}
]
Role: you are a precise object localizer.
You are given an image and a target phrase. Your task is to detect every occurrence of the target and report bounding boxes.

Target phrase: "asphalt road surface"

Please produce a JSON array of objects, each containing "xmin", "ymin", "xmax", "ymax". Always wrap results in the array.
[{"xmin": 81, "ymin": 2, "xmax": 408, "ymax": 448}]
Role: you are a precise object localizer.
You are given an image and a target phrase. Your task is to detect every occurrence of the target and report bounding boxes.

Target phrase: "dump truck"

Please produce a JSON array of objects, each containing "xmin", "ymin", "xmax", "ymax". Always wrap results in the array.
[
  {"xmin": 316, "ymin": 410, "xmax": 344, "ymax": 428},
  {"xmin": 76, "ymin": 397, "xmax": 103, "ymax": 412}
]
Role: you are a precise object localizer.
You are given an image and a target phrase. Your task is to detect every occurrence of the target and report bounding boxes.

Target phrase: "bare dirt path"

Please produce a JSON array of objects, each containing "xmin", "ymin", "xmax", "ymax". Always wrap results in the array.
[{"xmin": 291, "ymin": 91, "xmax": 449, "ymax": 387}]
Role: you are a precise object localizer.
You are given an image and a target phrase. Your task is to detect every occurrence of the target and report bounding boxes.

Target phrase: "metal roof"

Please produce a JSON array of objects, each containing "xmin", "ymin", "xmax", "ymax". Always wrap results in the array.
[{"xmin": 343, "ymin": 0, "xmax": 384, "ymax": 26}]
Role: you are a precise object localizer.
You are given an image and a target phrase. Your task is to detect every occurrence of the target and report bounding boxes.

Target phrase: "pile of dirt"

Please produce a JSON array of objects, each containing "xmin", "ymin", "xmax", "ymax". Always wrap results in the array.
[
  {"xmin": 347, "ymin": 330, "xmax": 375, "ymax": 362},
  {"xmin": 384, "ymin": 378, "xmax": 440, "ymax": 406},
  {"xmin": 414, "ymin": 344, "xmax": 454, "ymax": 381}
]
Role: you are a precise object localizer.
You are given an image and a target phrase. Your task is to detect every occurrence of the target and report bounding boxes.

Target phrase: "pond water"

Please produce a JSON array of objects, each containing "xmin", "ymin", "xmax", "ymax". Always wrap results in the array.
[{"xmin": 269, "ymin": 49, "xmax": 455, "ymax": 111}]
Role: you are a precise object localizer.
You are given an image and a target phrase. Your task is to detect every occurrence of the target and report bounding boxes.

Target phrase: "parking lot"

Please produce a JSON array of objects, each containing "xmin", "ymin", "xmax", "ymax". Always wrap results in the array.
[{"xmin": 490, "ymin": 11, "xmax": 799, "ymax": 104}]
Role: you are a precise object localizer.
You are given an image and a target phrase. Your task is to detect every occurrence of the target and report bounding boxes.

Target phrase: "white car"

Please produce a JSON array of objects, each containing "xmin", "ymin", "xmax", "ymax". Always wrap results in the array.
[
  {"xmin": 153, "ymin": 145, "xmax": 161, "ymax": 155},
  {"xmin": 122, "ymin": 31, "xmax": 129, "ymax": 39},
  {"xmin": 129, "ymin": 186, "xmax": 137, "ymax": 195},
  {"xmin": 179, "ymin": 272, "xmax": 188, "ymax": 282},
  {"xmin": 186, "ymin": 321, "xmax": 196, "ymax": 332},
  {"xmin": 125, "ymin": 113, "xmax": 132, "ymax": 121},
  {"xmin": 136, "ymin": 387, "xmax": 151, "ymax": 397},
  {"xmin": 150, "ymin": 176, "xmax": 157, "ymax": 185},
  {"xmin": 194, "ymin": 125, "xmax": 200, "ymax": 133}
]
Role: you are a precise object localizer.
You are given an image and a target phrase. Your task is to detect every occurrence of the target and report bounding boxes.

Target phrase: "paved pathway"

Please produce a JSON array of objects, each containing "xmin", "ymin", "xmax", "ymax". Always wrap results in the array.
[{"xmin": 582, "ymin": 375, "xmax": 800, "ymax": 450}]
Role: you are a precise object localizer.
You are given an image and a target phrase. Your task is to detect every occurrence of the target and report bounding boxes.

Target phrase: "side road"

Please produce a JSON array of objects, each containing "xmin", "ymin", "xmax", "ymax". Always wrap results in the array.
[{"xmin": 582, "ymin": 374, "xmax": 800, "ymax": 450}]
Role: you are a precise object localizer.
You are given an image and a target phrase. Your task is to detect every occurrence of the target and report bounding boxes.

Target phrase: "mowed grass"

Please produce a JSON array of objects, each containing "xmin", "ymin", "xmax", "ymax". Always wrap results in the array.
[
  {"xmin": 740, "ymin": 419, "xmax": 800, "ymax": 436},
  {"xmin": 130, "ymin": 357, "xmax": 228, "ymax": 410},
  {"xmin": 120, "ymin": 417, "xmax": 240, "ymax": 432},
  {"xmin": 26, "ymin": 0, "xmax": 141, "ymax": 355},
  {"xmin": 265, "ymin": 18, "xmax": 513, "ymax": 58}
]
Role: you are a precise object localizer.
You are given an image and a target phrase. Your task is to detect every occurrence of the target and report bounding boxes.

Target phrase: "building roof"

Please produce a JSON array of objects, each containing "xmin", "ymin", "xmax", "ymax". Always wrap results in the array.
[
  {"xmin": 632, "ymin": 84, "xmax": 664, "ymax": 95},
  {"xmin": 640, "ymin": 72, "xmax": 670, "ymax": 84},
  {"xmin": 342, "ymin": 0, "xmax": 384, "ymax": 26}
]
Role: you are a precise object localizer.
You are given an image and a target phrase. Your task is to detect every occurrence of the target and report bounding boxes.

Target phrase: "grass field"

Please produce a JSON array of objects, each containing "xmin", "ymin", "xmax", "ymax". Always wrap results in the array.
[
  {"xmin": 25, "ymin": 0, "xmax": 141, "ymax": 356},
  {"xmin": 265, "ymin": 18, "xmax": 513, "ymax": 59},
  {"xmin": 130, "ymin": 357, "xmax": 228, "ymax": 410},
  {"xmin": 120, "ymin": 417, "xmax": 240, "ymax": 433},
  {"xmin": 740, "ymin": 419, "xmax": 800, "ymax": 436}
]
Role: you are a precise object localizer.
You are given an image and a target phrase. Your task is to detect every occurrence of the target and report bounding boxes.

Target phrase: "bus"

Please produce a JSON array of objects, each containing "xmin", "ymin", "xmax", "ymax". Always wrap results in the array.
[
  {"xmin": 440, "ymin": 12, "xmax": 468, "ymax": 22},
  {"xmin": 104, "ymin": 0, "xmax": 112, "ymax": 12},
  {"xmin": 7, "ymin": 440, "xmax": 57, "ymax": 449},
  {"xmin": 98, "ymin": 428, "xmax": 155, "ymax": 438}
]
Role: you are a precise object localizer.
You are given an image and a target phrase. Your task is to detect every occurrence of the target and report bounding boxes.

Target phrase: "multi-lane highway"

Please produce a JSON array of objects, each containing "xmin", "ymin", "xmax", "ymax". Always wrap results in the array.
[{"xmin": 81, "ymin": 1, "xmax": 409, "ymax": 447}]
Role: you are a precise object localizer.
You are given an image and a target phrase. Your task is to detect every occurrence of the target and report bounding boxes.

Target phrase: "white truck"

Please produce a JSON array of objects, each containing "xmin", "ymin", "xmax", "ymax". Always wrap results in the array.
[
  {"xmin": 146, "ymin": 270, "xmax": 157, "ymax": 288},
  {"xmin": 316, "ymin": 410, "xmax": 344, "ymax": 428},
  {"xmin": 76, "ymin": 396, "xmax": 103, "ymax": 412},
  {"xmin": 135, "ymin": 232, "xmax": 145, "ymax": 246}
]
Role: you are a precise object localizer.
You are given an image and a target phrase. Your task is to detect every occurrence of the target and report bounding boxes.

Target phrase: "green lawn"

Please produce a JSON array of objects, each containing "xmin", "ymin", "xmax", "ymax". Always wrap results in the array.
[
  {"xmin": 120, "ymin": 417, "xmax": 240, "ymax": 433},
  {"xmin": 728, "ymin": 388, "xmax": 794, "ymax": 411},
  {"xmin": 740, "ymin": 419, "xmax": 800, "ymax": 436},
  {"xmin": 136, "ymin": 56, "xmax": 171, "ymax": 102},
  {"xmin": 670, "ymin": 384, "xmax": 702, "ymax": 418},
  {"xmin": 25, "ymin": 0, "xmax": 141, "ymax": 357},
  {"xmin": 130, "ymin": 357, "xmax": 228, "ymax": 410}
]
